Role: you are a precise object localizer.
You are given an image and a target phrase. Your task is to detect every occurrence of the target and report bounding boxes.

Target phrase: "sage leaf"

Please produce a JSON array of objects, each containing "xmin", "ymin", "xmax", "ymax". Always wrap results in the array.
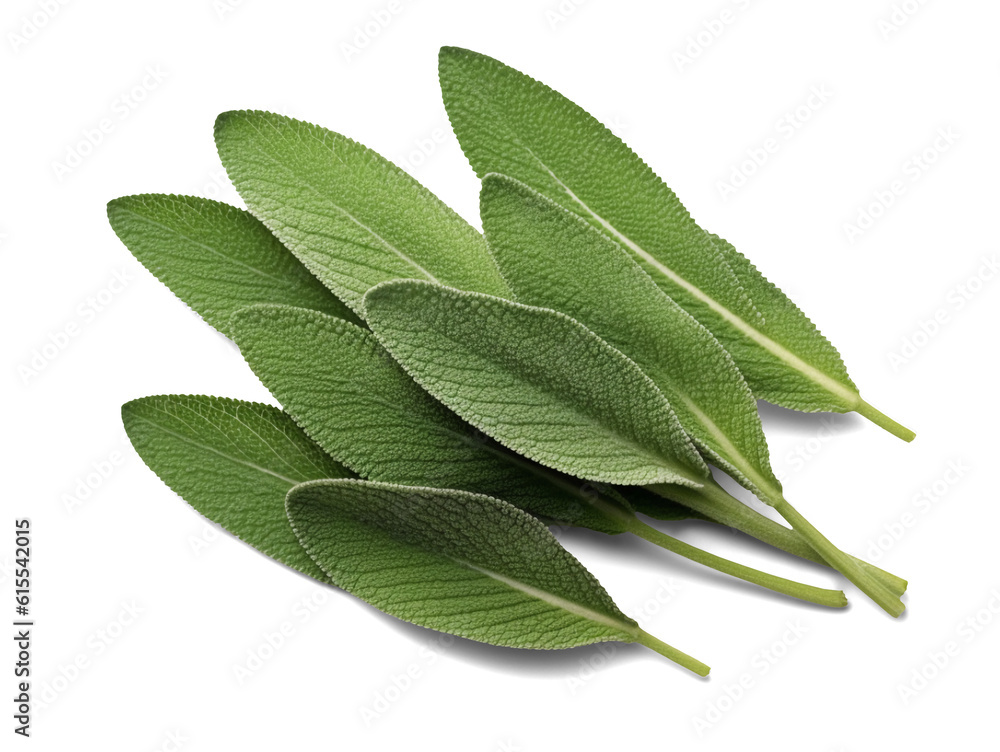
[
  {"xmin": 229, "ymin": 304, "xmax": 630, "ymax": 535},
  {"xmin": 213, "ymin": 110, "xmax": 509, "ymax": 316},
  {"xmin": 622, "ymin": 486, "xmax": 710, "ymax": 523},
  {"xmin": 481, "ymin": 174, "xmax": 779, "ymax": 502},
  {"xmin": 231, "ymin": 304, "xmax": 847, "ymax": 607},
  {"xmin": 362, "ymin": 282, "xmax": 902, "ymax": 615},
  {"xmin": 287, "ymin": 478, "xmax": 710, "ymax": 674},
  {"xmin": 122, "ymin": 394, "xmax": 352, "ymax": 582},
  {"xmin": 439, "ymin": 46, "xmax": 913, "ymax": 441},
  {"xmin": 107, "ymin": 194, "xmax": 359, "ymax": 336},
  {"xmin": 660, "ymin": 481, "xmax": 907, "ymax": 597},
  {"xmin": 361, "ymin": 281, "xmax": 709, "ymax": 488}
]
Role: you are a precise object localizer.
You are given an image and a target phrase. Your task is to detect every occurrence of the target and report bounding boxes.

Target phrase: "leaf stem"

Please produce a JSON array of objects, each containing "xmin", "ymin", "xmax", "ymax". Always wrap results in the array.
[
  {"xmin": 770, "ymin": 497, "xmax": 904, "ymax": 617},
  {"xmin": 855, "ymin": 399, "xmax": 915, "ymax": 442},
  {"xmin": 648, "ymin": 480, "xmax": 907, "ymax": 596},
  {"xmin": 625, "ymin": 517, "xmax": 847, "ymax": 608},
  {"xmin": 632, "ymin": 629, "xmax": 710, "ymax": 676}
]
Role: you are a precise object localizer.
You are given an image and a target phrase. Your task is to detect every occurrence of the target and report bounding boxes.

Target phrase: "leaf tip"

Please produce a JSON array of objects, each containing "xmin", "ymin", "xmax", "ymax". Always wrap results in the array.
[
  {"xmin": 106, "ymin": 194, "xmax": 138, "ymax": 232},
  {"xmin": 213, "ymin": 109, "xmax": 240, "ymax": 135},
  {"xmin": 120, "ymin": 399, "xmax": 136, "ymax": 423},
  {"xmin": 438, "ymin": 45, "xmax": 467, "ymax": 64},
  {"xmin": 120, "ymin": 397, "xmax": 148, "ymax": 445},
  {"xmin": 213, "ymin": 110, "xmax": 260, "ymax": 152}
]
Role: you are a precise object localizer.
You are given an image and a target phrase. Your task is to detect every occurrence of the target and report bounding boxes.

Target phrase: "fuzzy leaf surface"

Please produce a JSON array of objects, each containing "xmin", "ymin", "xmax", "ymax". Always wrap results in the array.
[
  {"xmin": 107, "ymin": 194, "xmax": 358, "ymax": 335},
  {"xmin": 230, "ymin": 305, "xmax": 637, "ymax": 534},
  {"xmin": 706, "ymin": 231, "xmax": 857, "ymax": 410},
  {"xmin": 439, "ymin": 46, "xmax": 859, "ymax": 413},
  {"xmin": 214, "ymin": 110, "xmax": 509, "ymax": 316},
  {"xmin": 122, "ymin": 395, "xmax": 352, "ymax": 582},
  {"xmin": 362, "ymin": 281, "xmax": 709, "ymax": 487},
  {"xmin": 286, "ymin": 479, "xmax": 642, "ymax": 650},
  {"xmin": 481, "ymin": 175, "xmax": 780, "ymax": 499}
]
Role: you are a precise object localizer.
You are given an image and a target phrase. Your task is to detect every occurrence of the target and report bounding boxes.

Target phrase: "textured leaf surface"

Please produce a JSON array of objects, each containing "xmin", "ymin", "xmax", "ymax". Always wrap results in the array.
[
  {"xmin": 439, "ymin": 46, "xmax": 860, "ymax": 413},
  {"xmin": 107, "ymin": 194, "xmax": 358, "ymax": 335},
  {"xmin": 706, "ymin": 231, "xmax": 856, "ymax": 409},
  {"xmin": 481, "ymin": 175, "xmax": 780, "ymax": 500},
  {"xmin": 229, "ymin": 306, "xmax": 836, "ymax": 609},
  {"xmin": 214, "ymin": 110, "xmax": 509, "ymax": 316},
  {"xmin": 622, "ymin": 486, "xmax": 711, "ymax": 523},
  {"xmin": 230, "ymin": 305, "xmax": 637, "ymax": 534},
  {"xmin": 362, "ymin": 281, "xmax": 709, "ymax": 487},
  {"xmin": 122, "ymin": 395, "xmax": 352, "ymax": 582},
  {"xmin": 286, "ymin": 479, "xmax": 643, "ymax": 650}
]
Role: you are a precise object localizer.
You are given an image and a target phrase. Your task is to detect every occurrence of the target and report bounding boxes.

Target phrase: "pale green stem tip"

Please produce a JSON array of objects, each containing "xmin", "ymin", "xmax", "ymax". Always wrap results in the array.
[
  {"xmin": 856, "ymin": 399, "xmax": 916, "ymax": 442},
  {"xmin": 634, "ymin": 629, "xmax": 710, "ymax": 676}
]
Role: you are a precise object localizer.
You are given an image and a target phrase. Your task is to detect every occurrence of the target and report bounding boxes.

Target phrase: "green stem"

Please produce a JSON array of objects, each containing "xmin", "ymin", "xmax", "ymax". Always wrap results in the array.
[
  {"xmin": 771, "ymin": 498, "xmax": 904, "ymax": 617},
  {"xmin": 650, "ymin": 480, "xmax": 907, "ymax": 596},
  {"xmin": 855, "ymin": 399, "xmax": 916, "ymax": 442},
  {"xmin": 632, "ymin": 628, "xmax": 710, "ymax": 676},
  {"xmin": 625, "ymin": 517, "xmax": 847, "ymax": 608}
]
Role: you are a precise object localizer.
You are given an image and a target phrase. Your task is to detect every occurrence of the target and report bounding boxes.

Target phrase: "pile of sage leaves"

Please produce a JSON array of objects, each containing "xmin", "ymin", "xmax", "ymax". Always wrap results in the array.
[{"xmin": 109, "ymin": 48, "xmax": 913, "ymax": 677}]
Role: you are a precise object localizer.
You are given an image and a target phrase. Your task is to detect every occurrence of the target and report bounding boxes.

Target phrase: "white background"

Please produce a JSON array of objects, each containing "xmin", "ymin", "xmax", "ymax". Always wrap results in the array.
[{"xmin": 4, "ymin": 0, "xmax": 999, "ymax": 749}]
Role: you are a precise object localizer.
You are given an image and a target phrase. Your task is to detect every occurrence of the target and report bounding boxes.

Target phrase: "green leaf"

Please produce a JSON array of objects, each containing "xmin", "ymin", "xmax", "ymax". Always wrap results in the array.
[
  {"xmin": 107, "ymin": 194, "xmax": 359, "ymax": 336},
  {"xmin": 622, "ymin": 486, "xmax": 711, "ymax": 523},
  {"xmin": 471, "ymin": 180, "xmax": 903, "ymax": 612},
  {"xmin": 439, "ymin": 48, "xmax": 754, "ymax": 322},
  {"xmin": 439, "ymin": 47, "xmax": 913, "ymax": 440},
  {"xmin": 476, "ymin": 178, "xmax": 905, "ymax": 612},
  {"xmin": 287, "ymin": 479, "xmax": 709, "ymax": 673},
  {"xmin": 229, "ymin": 304, "xmax": 635, "ymax": 535},
  {"xmin": 232, "ymin": 306, "xmax": 850, "ymax": 607},
  {"xmin": 706, "ymin": 231, "xmax": 910, "ymax": 437},
  {"xmin": 122, "ymin": 395, "xmax": 353, "ymax": 582},
  {"xmin": 361, "ymin": 280, "xmax": 709, "ymax": 487},
  {"xmin": 213, "ymin": 110, "xmax": 509, "ymax": 317},
  {"xmin": 481, "ymin": 174, "xmax": 780, "ymax": 502}
]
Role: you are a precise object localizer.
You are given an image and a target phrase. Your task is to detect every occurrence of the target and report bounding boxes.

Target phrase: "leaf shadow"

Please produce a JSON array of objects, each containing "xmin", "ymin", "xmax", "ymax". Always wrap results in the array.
[
  {"xmin": 263, "ymin": 537, "xmax": 693, "ymax": 678},
  {"xmin": 554, "ymin": 523, "xmax": 851, "ymax": 616},
  {"xmin": 336, "ymin": 518, "xmax": 854, "ymax": 682},
  {"xmin": 372, "ymin": 614, "xmax": 678, "ymax": 678},
  {"xmin": 757, "ymin": 400, "xmax": 863, "ymax": 436},
  {"xmin": 226, "ymin": 508, "xmax": 852, "ymax": 682}
]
